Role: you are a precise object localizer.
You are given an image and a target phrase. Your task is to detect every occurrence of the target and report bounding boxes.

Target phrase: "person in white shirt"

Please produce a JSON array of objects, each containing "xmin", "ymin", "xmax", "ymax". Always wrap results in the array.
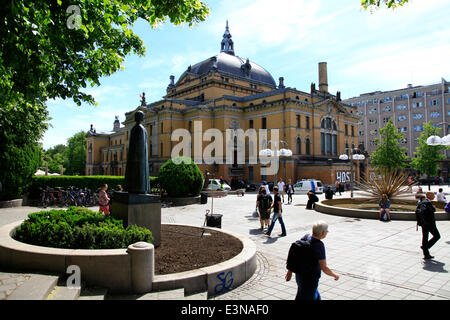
[
  {"xmin": 263, "ymin": 181, "xmax": 270, "ymax": 196},
  {"xmin": 436, "ymin": 188, "xmax": 447, "ymax": 203},
  {"xmin": 277, "ymin": 177, "xmax": 286, "ymax": 203}
]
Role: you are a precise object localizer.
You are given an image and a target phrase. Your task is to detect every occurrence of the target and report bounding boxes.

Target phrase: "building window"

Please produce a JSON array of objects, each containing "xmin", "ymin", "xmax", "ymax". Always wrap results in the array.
[
  {"xmin": 249, "ymin": 119, "xmax": 254, "ymax": 129},
  {"xmin": 382, "ymin": 106, "xmax": 392, "ymax": 112},
  {"xmin": 296, "ymin": 137, "xmax": 301, "ymax": 154},
  {"xmin": 369, "ymin": 129, "xmax": 378, "ymax": 135},
  {"xmin": 383, "ymin": 117, "xmax": 390, "ymax": 124},
  {"xmin": 430, "ymin": 99, "xmax": 440, "ymax": 106},
  {"xmin": 399, "ymin": 127, "xmax": 407, "ymax": 133},
  {"xmin": 321, "ymin": 133, "xmax": 325, "ymax": 155},
  {"xmin": 368, "ymin": 108, "xmax": 377, "ymax": 114},
  {"xmin": 397, "ymin": 105, "xmax": 407, "ymax": 111},
  {"xmin": 345, "ymin": 124, "xmax": 348, "ymax": 136},
  {"xmin": 262, "ymin": 117, "xmax": 267, "ymax": 129},
  {"xmin": 398, "ymin": 115, "xmax": 407, "ymax": 122},
  {"xmin": 430, "ymin": 111, "xmax": 440, "ymax": 118},
  {"xmin": 414, "ymin": 126, "xmax": 423, "ymax": 132},
  {"xmin": 413, "ymin": 113, "xmax": 423, "ymax": 120},
  {"xmin": 306, "ymin": 116, "xmax": 310, "ymax": 129},
  {"xmin": 356, "ymin": 110, "xmax": 364, "ymax": 116},
  {"xmin": 369, "ymin": 119, "xmax": 377, "ymax": 124},
  {"xmin": 160, "ymin": 142, "xmax": 163, "ymax": 157},
  {"xmin": 412, "ymin": 102, "xmax": 423, "ymax": 108},
  {"xmin": 305, "ymin": 138, "xmax": 311, "ymax": 155},
  {"xmin": 296, "ymin": 115, "xmax": 300, "ymax": 128},
  {"xmin": 384, "ymin": 96, "xmax": 392, "ymax": 102},
  {"xmin": 359, "ymin": 130, "xmax": 365, "ymax": 136},
  {"xmin": 351, "ymin": 125, "xmax": 355, "ymax": 137}
]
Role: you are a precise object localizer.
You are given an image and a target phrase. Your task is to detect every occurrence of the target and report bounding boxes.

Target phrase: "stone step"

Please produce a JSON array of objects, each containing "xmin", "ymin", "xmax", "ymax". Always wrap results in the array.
[
  {"xmin": 184, "ymin": 291, "xmax": 208, "ymax": 300},
  {"xmin": 78, "ymin": 287, "xmax": 108, "ymax": 300},
  {"xmin": 7, "ymin": 274, "xmax": 59, "ymax": 300},
  {"xmin": 137, "ymin": 288, "xmax": 185, "ymax": 300},
  {"xmin": 47, "ymin": 285, "xmax": 81, "ymax": 300}
]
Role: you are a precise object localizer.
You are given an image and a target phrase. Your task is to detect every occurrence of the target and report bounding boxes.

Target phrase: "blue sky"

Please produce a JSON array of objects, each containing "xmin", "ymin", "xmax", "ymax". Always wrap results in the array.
[{"xmin": 42, "ymin": 0, "xmax": 450, "ymax": 150}]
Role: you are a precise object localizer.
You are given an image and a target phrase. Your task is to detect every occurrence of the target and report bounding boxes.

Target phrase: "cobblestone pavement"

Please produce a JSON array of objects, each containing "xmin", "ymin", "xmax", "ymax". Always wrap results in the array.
[{"xmin": 1, "ymin": 185, "xmax": 449, "ymax": 300}]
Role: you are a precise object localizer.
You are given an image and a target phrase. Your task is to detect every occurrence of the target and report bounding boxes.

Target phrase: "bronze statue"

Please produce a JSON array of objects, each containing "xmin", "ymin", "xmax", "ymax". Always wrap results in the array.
[{"xmin": 124, "ymin": 110, "xmax": 150, "ymax": 194}]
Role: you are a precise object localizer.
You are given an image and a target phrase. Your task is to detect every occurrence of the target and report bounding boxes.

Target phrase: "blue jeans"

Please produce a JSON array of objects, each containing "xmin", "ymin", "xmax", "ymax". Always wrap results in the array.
[
  {"xmin": 267, "ymin": 211, "xmax": 286, "ymax": 235},
  {"xmin": 295, "ymin": 273, "xmax": 321, "ymax": 300}
]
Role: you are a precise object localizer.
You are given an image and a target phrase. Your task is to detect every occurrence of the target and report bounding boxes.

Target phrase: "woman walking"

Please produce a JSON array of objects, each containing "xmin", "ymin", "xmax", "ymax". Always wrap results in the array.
[{"xmin": 99, "ymin": 184, "xmax": 110, "ymax": 216}]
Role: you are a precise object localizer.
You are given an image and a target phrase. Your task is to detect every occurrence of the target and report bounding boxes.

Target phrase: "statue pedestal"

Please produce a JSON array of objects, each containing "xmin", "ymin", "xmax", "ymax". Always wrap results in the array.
[{"xmin": 111, "ymin": 192, "xmax": 161, "ymax": 247}]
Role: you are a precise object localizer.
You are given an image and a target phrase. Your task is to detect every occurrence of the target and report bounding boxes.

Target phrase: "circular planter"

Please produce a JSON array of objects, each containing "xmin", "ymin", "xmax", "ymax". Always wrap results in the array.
[
  {"xmin": 315, "ymin": 198, "xmax": 450, "ymax": 221},
  {"xmin": 0, "ymin": 221, "xmax": 256, "ymax": 297}
]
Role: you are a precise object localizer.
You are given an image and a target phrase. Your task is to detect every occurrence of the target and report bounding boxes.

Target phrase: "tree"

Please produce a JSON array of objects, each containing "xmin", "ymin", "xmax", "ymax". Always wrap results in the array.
[
  {"xmin": 0, "ymin": 0, "xmax": 209, "ymax": 199},
  {"xmin": 41, "ymin": 144, "xmax": 67, "ymax": 174},
  {"xmin": 0, "ymin": 0, "xmax": 210, "ymax": 107},
  {"xmin": 411, "ymin": 122, "xmax": 448, "ymax": 189},
  {"xmin": 370, "ymin": 118, "xmax": 408, "ymax": 173},
  {"xmin": 64, "ymin": 131, "xmax": 87, "ymax": 176},
  {"xmin": 361, "ymin": 0, "xmax": 410, "ymax": 10}
]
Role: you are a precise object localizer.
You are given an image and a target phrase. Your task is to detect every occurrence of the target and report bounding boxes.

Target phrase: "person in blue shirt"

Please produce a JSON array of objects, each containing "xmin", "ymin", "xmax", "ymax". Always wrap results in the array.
[
  {"xmin": 378, "ymin": 194, "xmax": 391, "ymax": 221},
  {"xmin": 285, "ymin": 221, "xmax": 339, "ymax": 300}
]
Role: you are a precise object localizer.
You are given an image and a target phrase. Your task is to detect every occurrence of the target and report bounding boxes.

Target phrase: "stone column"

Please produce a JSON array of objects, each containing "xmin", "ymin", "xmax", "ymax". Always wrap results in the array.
[{"xmin": 128, "ymin": 242, "xmax": 154, "ymax": 294}]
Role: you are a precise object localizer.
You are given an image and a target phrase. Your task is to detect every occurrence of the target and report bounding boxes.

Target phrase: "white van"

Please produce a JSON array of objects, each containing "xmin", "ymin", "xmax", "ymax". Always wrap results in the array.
[
  {"xmin": 205, "ymin": 179, "xmax": 232, "ymax": 191},
  {"xmin": 293, "ymin": 179, "xmax": 323, "ymax": 194}
]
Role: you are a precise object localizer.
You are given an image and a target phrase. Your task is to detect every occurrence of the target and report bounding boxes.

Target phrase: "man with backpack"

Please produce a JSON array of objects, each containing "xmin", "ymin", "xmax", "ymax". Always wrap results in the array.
[
  {"xmin": 416, "ymin": 192, "xmax": 441, "ymax": 260},
  {"xmin": 285, "ymin": 221, "xmax": 339, "ymax": 300},
  {"xmin": 255, "ymin": 186, "xmax": 272, "ymax": 230}
]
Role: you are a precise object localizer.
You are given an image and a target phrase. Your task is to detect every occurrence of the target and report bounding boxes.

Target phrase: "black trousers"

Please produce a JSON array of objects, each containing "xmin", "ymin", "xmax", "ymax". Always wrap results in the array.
[{"xmin": 421, "ymin": 222, "xmax": 441, "ymax": 255}]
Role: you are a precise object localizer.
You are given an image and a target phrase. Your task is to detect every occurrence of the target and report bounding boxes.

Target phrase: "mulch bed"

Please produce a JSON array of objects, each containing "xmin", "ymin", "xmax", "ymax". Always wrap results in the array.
[{"xmin": 154, "ymin": 225, "xmax": 243, "ymax": 275}]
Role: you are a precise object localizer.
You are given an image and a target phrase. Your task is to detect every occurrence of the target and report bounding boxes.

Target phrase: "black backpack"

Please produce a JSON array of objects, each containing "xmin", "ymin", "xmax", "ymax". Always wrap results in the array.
[
  {"xmin": 415, "ymin": 202, "xmax": 426, "ymax": 228},
  {"xmin": 286, "ymin": 239, "xmax": 314, "ymax": 274}
]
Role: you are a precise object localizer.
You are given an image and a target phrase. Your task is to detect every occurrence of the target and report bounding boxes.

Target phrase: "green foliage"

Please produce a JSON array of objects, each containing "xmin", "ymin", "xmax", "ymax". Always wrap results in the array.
[
  {"xmin": 361, "ymin": 0, "xmax": 410, "ymax": 10},
  {"xmin": 13, "ymin": 207, "xmax": 153, "ymax": 249},
  {"xmin": 370, "ymin": 118, "xmax": 408, "ymax": 173},
  {"xmin": 64, "ymin": 131, "xmax": 87, "ymax": 175},
  {"xmin": 0, "ymin": 143, "xmax": 42, "ymax": 201},
  {"xmin": 0, "ymin": 0, "xmax": 210, "ymax": 107},
  {"xmin": 28, "ymin": 175, "xmax": 159, "ymax": 198},
  {"xmin": 158, "ymin": 157, "xmax": 204, "ymax": 197},
  {"xmin": 411, "ymin": 122, "xmax": 448, "ymax": 177},
  {"xmin": 41, "ymin": 144, "xmax": 67, "ymax": 174},
  {"xmin": 0, "ymin": 0, "xmax": 209, "ymax": 199}
]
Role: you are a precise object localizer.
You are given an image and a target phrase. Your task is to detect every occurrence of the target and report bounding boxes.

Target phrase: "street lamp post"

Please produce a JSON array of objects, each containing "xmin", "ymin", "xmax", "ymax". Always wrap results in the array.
[
  {"xmin": 339, "ymin": 148, "xmax": 365, "ymax": 198},
  {"xmin": 259, "ymin": 140, "xmax": 292, "ymax": 186}
]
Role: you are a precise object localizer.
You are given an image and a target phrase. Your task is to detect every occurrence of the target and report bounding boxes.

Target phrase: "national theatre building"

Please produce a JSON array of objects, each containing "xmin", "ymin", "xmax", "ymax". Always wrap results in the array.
[{"xmin": 86, "ymin": 23, "xmax": 361, "ymax": 185}]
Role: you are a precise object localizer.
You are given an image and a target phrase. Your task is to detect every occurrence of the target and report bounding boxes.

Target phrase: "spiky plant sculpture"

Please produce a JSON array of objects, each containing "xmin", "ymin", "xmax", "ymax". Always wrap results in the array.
[{"xmin": 358, "ymin": 169, "xmax": 418, "ymax": 203}]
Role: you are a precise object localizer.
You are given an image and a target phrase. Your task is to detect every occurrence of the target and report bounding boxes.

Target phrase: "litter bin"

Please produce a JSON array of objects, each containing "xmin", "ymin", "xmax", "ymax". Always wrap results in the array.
[
  {"xmin": 206, "ymin": 214, "xmax": 222, "ymax": 228},
  {"xmin": 200, "ymin": 192, "xmax": 208, "ymax": 204}
]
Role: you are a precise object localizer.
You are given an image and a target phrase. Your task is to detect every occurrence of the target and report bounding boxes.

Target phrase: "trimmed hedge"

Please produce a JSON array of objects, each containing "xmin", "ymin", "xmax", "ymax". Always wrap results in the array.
[
  {"xmin": 28, "ymin": 175, "xmax": 159, "ymax": 198},
  {"xmin": 13, "ymin": 207, "xmax": 153, "ymax": 249},
  {"xmin": 158, "ymin": 157, "xmax": 204, "ymax": 197}
]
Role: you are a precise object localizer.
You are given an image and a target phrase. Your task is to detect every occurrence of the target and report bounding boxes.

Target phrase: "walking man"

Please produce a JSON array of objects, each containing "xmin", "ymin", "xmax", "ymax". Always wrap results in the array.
[
  {"xmin": 417, "ymin": 192, "xmax": 441, "ymax": 259},
  {"xmin": 265, "ymin": 186, "xmax": 287, "ymax": 237},
  {"xmin": 285, "ymin": 221, "xmax": 339, "ymax": 300},
  {"xmin": 277, "ymin": 177, "xmax": 285, "ymax": 203}
]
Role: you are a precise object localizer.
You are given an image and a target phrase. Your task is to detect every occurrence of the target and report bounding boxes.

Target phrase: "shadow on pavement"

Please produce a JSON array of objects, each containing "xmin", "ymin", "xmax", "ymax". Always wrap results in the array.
[{"xmin": 422, "ymin": 260, "xmax": 448, "ymax": 273}]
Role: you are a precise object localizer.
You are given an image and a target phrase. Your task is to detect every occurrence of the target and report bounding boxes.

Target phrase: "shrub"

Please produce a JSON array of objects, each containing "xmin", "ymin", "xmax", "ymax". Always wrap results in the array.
[
  {"xmin": 0, "ymin": 142, "xmax": 41, "ymax": 201},
  {"xmin": 13, "ymin": 207, "xmax": 153, "ymax": 249},
  {"xmin": 158, "ymin": 157, "xmax": 204, "ymax": 197}
]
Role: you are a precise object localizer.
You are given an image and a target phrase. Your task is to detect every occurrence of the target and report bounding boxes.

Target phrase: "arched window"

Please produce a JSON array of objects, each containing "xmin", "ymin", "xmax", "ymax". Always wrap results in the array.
[
  {"xmin": 296, "ymin": 137, "xmax": 302, "ymax": 154},
  {"xmin": 321, "ymin": 119, "xmax": 325, "ymax": 128},
  {"xmin": 305, "ymin": 138, "xmax": 311, "ymax": 155},
  {"xmin": 333, "ymin": 121, "xmax": 337, "ymax": 131}
]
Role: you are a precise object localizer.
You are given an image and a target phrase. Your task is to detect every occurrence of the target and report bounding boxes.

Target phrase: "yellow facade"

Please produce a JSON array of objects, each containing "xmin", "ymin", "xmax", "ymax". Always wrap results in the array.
[{"xmin": 86, "ymin": 24, "xmax": 359, "ymax": 185}]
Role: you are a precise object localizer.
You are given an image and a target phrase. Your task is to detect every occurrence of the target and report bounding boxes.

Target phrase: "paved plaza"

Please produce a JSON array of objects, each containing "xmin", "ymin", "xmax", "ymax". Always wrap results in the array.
[{"xmin": 0, "ymin": 185, "xmax": 449, "ymax": 300}]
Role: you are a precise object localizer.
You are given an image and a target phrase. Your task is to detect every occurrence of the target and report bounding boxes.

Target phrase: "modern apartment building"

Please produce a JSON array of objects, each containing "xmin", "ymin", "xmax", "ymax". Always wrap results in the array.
[{"xmin": 344, "ymin": 78, "xmax": 450, "ymax": 156}]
